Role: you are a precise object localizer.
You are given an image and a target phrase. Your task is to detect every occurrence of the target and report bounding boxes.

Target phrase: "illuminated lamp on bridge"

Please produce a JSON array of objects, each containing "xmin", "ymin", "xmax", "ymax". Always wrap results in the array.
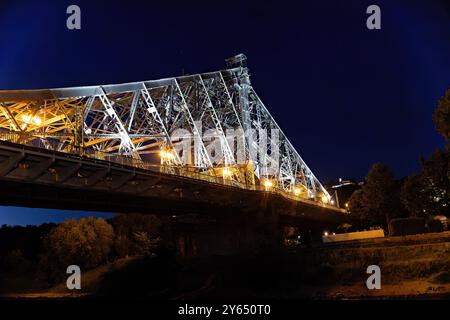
[
  {"xmin": 159, "ymin": 149, "xmax": 175, "ymax": 160},
  {"xmin": 321, "ymin": 194, "xmax": 336, "ymax": 206},
  {"xmin": 263, "ymin": 179, "xmax": 274, "ymax": 191},
  {"xmin": 321, "ymin": 194, "xmax": 330, "ymax": 204},
  {"xmin": 21, "ymin": 114, "xmax": 42, "ymax": 126},
  {"xmin": 222, "ymin": 167, "xmax": 233, "ymax": 178}
]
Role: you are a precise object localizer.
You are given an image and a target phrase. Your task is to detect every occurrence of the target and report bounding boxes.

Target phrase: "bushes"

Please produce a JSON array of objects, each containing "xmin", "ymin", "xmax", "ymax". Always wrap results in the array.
[
  {"xmin": 389, "ymin": 217, "xmax": 426, "ymax": 236},
  {"xmin": 111, "ymin": 214, "xmax": 162, "ymax": 258},
  {"xmin": 427, "ymin": 219, "xmax": 445, "ymax": 233},
  {"xmin": 38, "ymin": 217, "xmax": 114, "ymax": 284},
  {"xmin": 2, "ymin": 250, "xmax": 31, "ymax": 273},
  {"xmin": 389, "ymin": 217, "xmax": 448, "ymax": 236},
  {"xmin": 0, "ymin": 223, "xmax": 55, "ymax": 269},
  {"xmin": 1, "ymin": 214, "xmax": 165, "ymax": 288}
]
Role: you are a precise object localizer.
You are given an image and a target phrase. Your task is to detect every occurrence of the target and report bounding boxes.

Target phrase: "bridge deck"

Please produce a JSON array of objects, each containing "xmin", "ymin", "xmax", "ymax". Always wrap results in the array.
[{"xmin": 0, "ymin": 141, "xmax": 347, "ymax": 227}]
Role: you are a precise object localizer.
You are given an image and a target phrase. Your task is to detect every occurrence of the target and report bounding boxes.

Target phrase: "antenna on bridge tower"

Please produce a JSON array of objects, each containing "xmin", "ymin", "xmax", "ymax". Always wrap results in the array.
[{"xmin": 225, "ymin": 53, "xmax": 247, "ymax": 68}]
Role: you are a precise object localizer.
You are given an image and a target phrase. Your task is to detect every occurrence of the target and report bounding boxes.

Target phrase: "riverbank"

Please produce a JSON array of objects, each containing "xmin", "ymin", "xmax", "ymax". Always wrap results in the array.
[{"xmin": 1, "ymin": 232, "xmax": 449, "ymax": 299}]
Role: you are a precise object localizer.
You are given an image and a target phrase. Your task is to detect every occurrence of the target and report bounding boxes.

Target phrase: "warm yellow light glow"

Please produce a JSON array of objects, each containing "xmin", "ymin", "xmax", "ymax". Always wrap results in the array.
[
  {"xmin": 293, "ymin": 187, "xmax": 301, "ymax": 196},
  {"xmin": 323, "ymin": 231, "xmax": 329, "ymax": 237},
  {"xmin": 159, "ymin": 149, "xmax": 174, "ymax": 160},
  {"xmin": 345, "ymin": 202, "xmax": 349, "ymax": 208},
  {"xmin": 33, "ymin": 116, "xmax": 42, "ymax": 125},
  {"xmin": 21, "ymin": 114, "xmax": 42, "ymax": 126},
  {"xmin": 321, "ymin": 195, "xmax": 330, "ymax": 204},
  {"xmin": 263, "ymin": 180, "xmax": 273, "ymax": 189},
  {"xmin": 222, "ymin": 168, "xmax": 232, "ymax": 177}
]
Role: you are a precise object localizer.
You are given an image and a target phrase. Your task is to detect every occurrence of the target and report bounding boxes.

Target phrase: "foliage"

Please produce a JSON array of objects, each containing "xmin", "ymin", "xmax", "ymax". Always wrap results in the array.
[
  {"xmin": 38, "ymin": 217, "xmax": 114, "ymax": 284},
  {"xmin": 433, "ymin": 88, "xmax": 450, "ymax": 141},
  {"xmin": 110, "ymin": 214, "xmax": 162, "ymax": 258},
  {"xmin": 348, "ymin": 163, "xmax": 404, "ymax": 229},
  {"xmin": 401, "ymin": 149, "xmax": 449, "ymax": 217},
  {"xmin": 427, "ymin": 219, "xmax": 445, "ymax": 233},
  {"xmin": 421, "ymin": 149, "xmax": 449, "ymax": 215},
  {"xmin": 3, "ymin": 249, "xmax": 31, "ymax": 273},
  {"xmin": 132, "ymin": 231, "xmax": 160, "ymax": 255},
  {"xmin": 0, "ymin": 223, "xmax": 55, "ymax": 268},
  {"xmin": 400, "ymin": 174, "xmax": 430, "ymax": 217},
  {"xmin": 348, "ymin": 189, "xmax": 371, "ymax": 227},
  {"xmin": 388, "ymin": 217, "xmax": 426, "ymax": 236}
]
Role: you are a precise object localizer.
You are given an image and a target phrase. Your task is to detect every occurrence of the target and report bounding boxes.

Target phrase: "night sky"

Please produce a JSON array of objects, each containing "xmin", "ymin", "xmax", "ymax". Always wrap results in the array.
[{"xmin": 0, "ymin": 0, "xmax": 448, "ymax": 225}]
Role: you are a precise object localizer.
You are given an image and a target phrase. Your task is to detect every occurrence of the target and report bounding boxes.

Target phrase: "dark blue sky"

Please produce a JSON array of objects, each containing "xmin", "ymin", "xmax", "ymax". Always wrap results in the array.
[
  {"xmin": 0, "ymin": 0, "xmax": 448, "ymax": 225},
  {"xmin": 0, "ymin": 207, "xmax": 111, "ymax": 226}
]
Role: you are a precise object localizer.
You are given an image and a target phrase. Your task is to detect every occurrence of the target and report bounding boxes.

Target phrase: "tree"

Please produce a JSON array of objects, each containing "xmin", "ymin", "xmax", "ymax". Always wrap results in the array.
[
  {"xmin": 348, "ymin": 189, "xmax": 372, "ymax": 227},
  {"xmin": 110, "ymin": 214, "xmax": 162, "ymax": 258},
  {"xmin": 401, "ymin": 149, "xmax": 449, "ymax": 217},
  {"xmin": 362, "ymin": 163, "xmax": 395, "ymax": 228},
  {"xmin": 3, "ymin": 250, "xmax": 31, "ymax": 273},
  {"xmin": 400, "ymin": 174, "xmax": 429, "ymax": 217},
  {"xmin": 348, "ymin": 163, "xmax": 402, "ymax": 229},
  {"xmin": 433, "ymin": 88, "xmax": 450, "ymax": 141},
  {"xmin": 399, "ymin": 90, "xmax": 450, "ymax": 219},
  {"xmin": 132, "ymin": 231, "xmax": 160, "ymax": 255},
  {"xmin": 420, "ymin": 149, "xmax": 449, "ymax": 216},
  {"xmin": 39, "ymin": 217, "xmax": 114, "ymax": 283}
]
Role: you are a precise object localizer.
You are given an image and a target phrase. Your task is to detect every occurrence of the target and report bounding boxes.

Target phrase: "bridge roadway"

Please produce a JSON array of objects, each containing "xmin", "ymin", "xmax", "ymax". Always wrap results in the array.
[{"xmin": 0, "ymin": 141, "xmax": 349, "ymax": 256}]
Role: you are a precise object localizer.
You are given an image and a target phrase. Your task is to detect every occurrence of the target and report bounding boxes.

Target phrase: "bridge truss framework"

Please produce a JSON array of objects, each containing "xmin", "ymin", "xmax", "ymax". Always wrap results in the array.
[{"xmin": 0, "ymin": 55, "xmax": 335, "ymax": 207}]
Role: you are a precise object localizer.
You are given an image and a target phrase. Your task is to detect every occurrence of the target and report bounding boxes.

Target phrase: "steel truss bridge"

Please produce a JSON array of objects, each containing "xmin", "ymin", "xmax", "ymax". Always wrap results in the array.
[{"xmin": 0, "ymin": 55, "xmax": 345, "ymax": 223}]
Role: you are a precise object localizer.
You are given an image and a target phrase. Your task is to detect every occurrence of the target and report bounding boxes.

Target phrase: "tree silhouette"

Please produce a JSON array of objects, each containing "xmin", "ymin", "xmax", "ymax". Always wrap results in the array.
[
  {"xmin": 433, "ymin": 88, "xmax": 450, "ymax": 141},
  {"xmin": 348, "ymin": 189, "xmax": 372, "ymax": 227},
  {"xmin": 349, "ymin": 163, "xmax": 402, "ymax": 229},
  {"xmin": 401, "ymin": 149, "xmax": 449, "ymax": 217},
  {"xmin": 110, "ymin": 214, "xmax": 162, "ymax": 258},
  {"xmin": 401, "ymin": 174, "xmax": 429, "ymax": 217}
]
